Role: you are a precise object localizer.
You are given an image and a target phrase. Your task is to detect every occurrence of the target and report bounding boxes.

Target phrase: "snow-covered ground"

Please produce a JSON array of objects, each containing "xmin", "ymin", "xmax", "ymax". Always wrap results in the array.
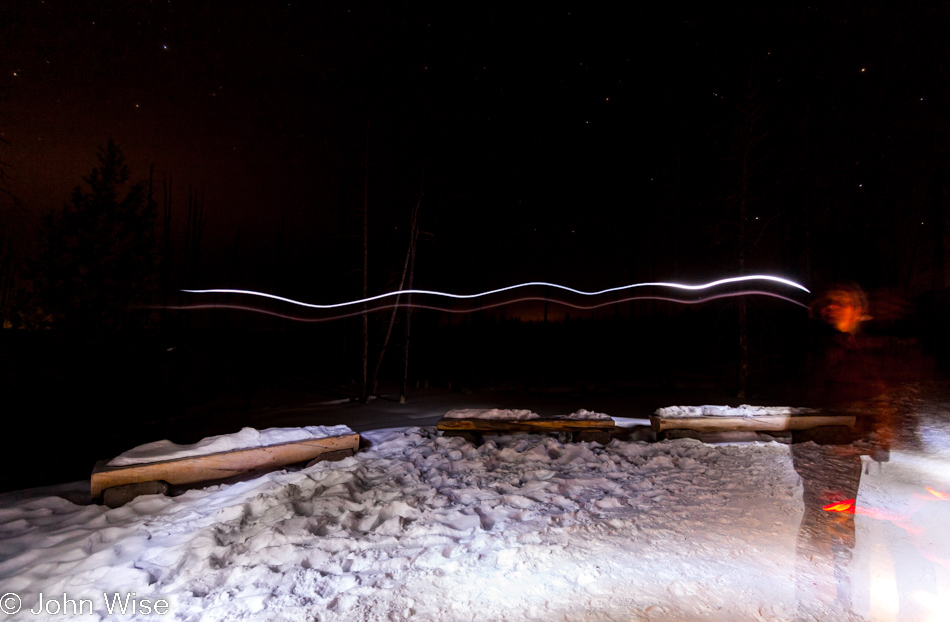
[
  {"xmin": 1, "ymin": 430, "xmax": 810, "ymax": 621},
  {"xmin": 0, "ymin": 385, "xmax": 947, "ymax": 621}
]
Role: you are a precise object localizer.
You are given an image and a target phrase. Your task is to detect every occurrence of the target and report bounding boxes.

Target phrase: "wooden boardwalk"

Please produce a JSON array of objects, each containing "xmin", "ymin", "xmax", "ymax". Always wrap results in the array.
[
  {"xmin": 649, "ymin": 413, "xmax": 855, "ymax": 434},
  {"xmin": 92, "ymin": 432, "xmax": 360, "ymax": 500}
]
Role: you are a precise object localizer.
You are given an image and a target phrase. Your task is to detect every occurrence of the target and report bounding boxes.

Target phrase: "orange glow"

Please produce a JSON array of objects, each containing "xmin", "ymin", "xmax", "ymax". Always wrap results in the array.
[
  {"xmin": 823, "ymin": 499, "xmax": 856, "ymax": 513},
  {"xmin": 822, "ymin": 498, "xmax": 903, "ymax": 521},
  {"xmin": 925, "ymin": 486, "xmax": 949, "ymax": 501},
  {"xmin": 816, "ymin": 286, "xmax": 872, "ymax": 334},
  {"xmin": 824, "ymin": 486, "xmax": 947, "ymax": 520}
]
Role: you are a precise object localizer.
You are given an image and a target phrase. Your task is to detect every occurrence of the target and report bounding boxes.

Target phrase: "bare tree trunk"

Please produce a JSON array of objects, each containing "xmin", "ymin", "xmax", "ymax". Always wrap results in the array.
[
  {"xmin": 802, "ymin": 101, "xmax": 813, "ymax": 286},
  {"xmin": 161, "ymin": 174, "xmax": 172, "ymax": 334},
  {"xmin": 340, "ymin": 145, "xmax": 349, "ymax": 376},
  {"xmin": 932, "ymin": 163, "xmax": 946, "ymax": 294},
  {"xmin": 400, "ymin": 170, "xmax": 424, "ymax": 403},
  {"xmin": 226, "ymin": 228, "xmax": 242, "ymax": 330},
  {"xmin": 178, "ymin": 183, "xmax": 188, "ymax": 307},
  {"xmin": 180, "ymin": 188, "xmax": 204, "ymax": 291},
  {"xmin": 735, "ymin": 76, "xmax": 765, "ymax": 400},
  {"xmin": 360, "ymin": 124, "xmax": 370, "ymax": 403},
  {"xmin": 177, "ymin": 186, "xmax": 204, "ymax": 333},
  {"xmin": 190, "ymin": 188, "xmax": 205, "ymax": 287},
  {"xmin": 738, "ymin": 141, "xmax": 749, "ymax": 399},
  {"xmin": 0, "ymin": 236, "xmax": 11, "ymax": 313},
  {"xmin": 371, "ymin": 246, "xmax": 410, "ymax": 395},
  {"xmin": 273, "ymin": 214, "xmax": 285, "ymax": 332},
  {"xmin": 932, "ymin": 161, "xmax": 947, "ymax": 371}
]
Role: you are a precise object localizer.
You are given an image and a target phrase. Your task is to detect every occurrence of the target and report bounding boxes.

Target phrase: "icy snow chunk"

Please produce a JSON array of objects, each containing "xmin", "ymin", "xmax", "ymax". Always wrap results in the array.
[
  {"xmin": 108, "ymin": 425, "xmax": 355, "ymax": 466},
  {"xmin": 594, "ymin": 497, "xmax": 624, "ymax": 509},
  {"xmin": 655, "ymin": 405, "xmax": 818, "ymax": 419},
  {"xmin": 644, "ymin": 455, "xmax": 676, "ymax": 469},
  {"xmin": 442, "ymin": 408, "xmax": 540, "ymax": 420},
  {"xmin": 558, "ymin": 409, "xmax": 612, "ymax": 421}
]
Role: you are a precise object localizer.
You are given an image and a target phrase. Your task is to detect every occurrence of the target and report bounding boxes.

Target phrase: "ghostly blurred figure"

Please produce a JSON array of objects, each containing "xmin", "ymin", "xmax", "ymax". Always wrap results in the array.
[
  {"xmin": 816, "ymin": 286, "xmax": 873, "ymax": 335},
  {"xmin": 794, "ymin": 286, "xmax": 886, "ymax": 613},
  {"xmin": 810, "ymin": 284, "xmax": 880, "ymax": 408},
  {"xmin": 809, "ymin": 284, "xmax": 922, "ymax": 410},
  {"xmin": 799, "ymin": 286, "xmax": 942, "ymax": 620}
]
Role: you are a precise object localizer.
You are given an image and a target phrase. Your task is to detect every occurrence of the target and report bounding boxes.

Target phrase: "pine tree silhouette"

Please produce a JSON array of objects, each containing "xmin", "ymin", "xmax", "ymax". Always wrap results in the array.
[{"xmin": 37, "ymin": 140, "xmax": 158, "ymax": 340}]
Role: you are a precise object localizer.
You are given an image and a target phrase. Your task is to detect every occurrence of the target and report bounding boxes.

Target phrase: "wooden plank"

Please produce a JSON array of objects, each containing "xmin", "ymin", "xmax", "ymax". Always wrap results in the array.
[
  {"xmin": 649, "ymin": 414, "xmax": 856, "ymax": 433},
  {"xmin": 91, "ymin": 433, "xmax": 360, "ymax": 499},
  {"xmin": 437, "ymin": 418, "xmax": 615, "ymax": 432}
]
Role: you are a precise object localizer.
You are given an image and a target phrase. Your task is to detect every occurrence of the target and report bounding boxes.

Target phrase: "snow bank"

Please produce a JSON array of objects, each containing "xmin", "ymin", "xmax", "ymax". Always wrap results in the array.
[
  {"xmin": 655, "ymin": 404, "xmax": 818, "ymax": 418},
  {"xmin": 0, "ymin": 427, "xmax": 807, "ymax": 621},
  {"xmin": 107, "ymin": 425, "xmax": 354, "ymax": 466}
]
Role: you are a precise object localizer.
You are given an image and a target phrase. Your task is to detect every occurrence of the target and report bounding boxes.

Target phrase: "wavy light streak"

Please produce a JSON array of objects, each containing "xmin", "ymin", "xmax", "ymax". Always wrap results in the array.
[
  {"xmin": 182, "ymin": 274, "xmax": 809, "ymax": 310},
  {"xmin": 164, "ymin": 290, "xmax": 809, "ymax": 323}
]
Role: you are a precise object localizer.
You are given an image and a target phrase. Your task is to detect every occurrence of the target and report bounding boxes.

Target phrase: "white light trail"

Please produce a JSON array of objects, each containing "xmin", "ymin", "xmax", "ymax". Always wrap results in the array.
[
  {"xmin": 165, "ymin": 290, "xmax": 809, "ymax": 323},
  {"xmin": 182, "ymin": 274, "xmax": 809, "ymax": 310}
]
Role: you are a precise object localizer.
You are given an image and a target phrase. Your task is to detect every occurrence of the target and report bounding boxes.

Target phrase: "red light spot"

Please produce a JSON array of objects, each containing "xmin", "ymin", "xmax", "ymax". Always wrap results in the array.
[
  {"xmin": 926, "ymin": 486, "xmax": 949, "ymax": 501},
  {"xmin": 823, "ymin": 499, "xmax": 856, "ymax": 513}
]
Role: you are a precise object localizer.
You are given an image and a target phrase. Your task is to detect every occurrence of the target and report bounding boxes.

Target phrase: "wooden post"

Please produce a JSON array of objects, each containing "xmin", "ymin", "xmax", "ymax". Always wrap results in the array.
[
  {"xmin": 401, "ymin": 170, "xmax": 424, "ymax": 403},
  {"xmin": 371, "ymin": 238, "xmax": 410, "ymax": 395},
  {"xmin": 161, "ymin": 174, "xmax": 172, "ymax": 333},
  {"xmin": 361, "ymin": 122, "xmax": 370, "ymax": 403}
]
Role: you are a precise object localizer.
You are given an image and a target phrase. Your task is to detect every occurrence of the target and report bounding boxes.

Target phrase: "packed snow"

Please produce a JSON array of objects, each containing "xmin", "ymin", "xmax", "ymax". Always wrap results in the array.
[
  {"xmin": 107, "ymin": 425, "xmax": 355, "ymax": 466},
  {"xmin": 441, "ymin": 409, "xmax": 540, "ymax": 420},
  {"xmin": 0, "ymin": 428, "xmax": 812, "ymax": 621},
  {"xmin": 441, "ymin": 408, "xmax": 611, "ymax": 421},
  {"xmin": 655, "ymin": 404, "xmax": 819, "ymax": 418},
  {"xmin": 559, "ymin": 409, "xmax": 613, "ymax": 421}
]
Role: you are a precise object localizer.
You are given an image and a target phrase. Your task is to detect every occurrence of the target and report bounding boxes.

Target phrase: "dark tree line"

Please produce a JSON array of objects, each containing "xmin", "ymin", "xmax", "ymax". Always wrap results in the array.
[{"xmin": 30, "ymin": 140, "xmax": 159, "ymax": 341}]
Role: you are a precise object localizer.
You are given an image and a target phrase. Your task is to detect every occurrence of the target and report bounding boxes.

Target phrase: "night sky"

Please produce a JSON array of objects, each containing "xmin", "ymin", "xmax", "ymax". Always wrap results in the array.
[
  {"xmin": 3, "ymin": 1, "xmax": 950, "ymax": 306},
  {"xmin": 4, "ymin": 0, "xmax": 950, "ymax": 492}
]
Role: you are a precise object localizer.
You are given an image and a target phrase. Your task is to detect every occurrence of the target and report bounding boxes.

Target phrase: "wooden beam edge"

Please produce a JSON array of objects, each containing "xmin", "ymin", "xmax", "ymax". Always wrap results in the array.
[
  {"xmin": 651, "ymin": 415, "xmax": 856, "ymax": 432},
  {"xmin": 91, "ymin": 433, "xmax": 360, "ymax": 499}
]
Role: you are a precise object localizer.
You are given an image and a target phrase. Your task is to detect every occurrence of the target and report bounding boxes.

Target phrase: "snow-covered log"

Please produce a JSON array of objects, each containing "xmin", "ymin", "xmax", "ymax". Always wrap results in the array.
[
  {"xmin": 91, "ymin": 432, "xmax": 359, "ymax": 499},
  {"xmin": 650, "ymin": 405, "xmax": 854, "ymax": 433}
]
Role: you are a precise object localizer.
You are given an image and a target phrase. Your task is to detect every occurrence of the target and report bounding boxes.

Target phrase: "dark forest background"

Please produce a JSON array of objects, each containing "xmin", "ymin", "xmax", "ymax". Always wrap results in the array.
[{"xmin": 1, "ymin": 1, "xmax": 948, "ymax": 491}]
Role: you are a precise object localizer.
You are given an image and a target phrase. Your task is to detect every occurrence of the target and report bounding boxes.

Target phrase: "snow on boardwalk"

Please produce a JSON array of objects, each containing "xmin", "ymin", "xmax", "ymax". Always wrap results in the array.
[
  {"xmin": 0, "ymin": 429, "xmax": 806, "ymax": 621},
  {"xmin": 655, "ymin": 405, "xmax": 818, "ymax": 419},
  {"xmin": 108, "ymin": 425, "xmax": 355, "ymax": 466}
]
